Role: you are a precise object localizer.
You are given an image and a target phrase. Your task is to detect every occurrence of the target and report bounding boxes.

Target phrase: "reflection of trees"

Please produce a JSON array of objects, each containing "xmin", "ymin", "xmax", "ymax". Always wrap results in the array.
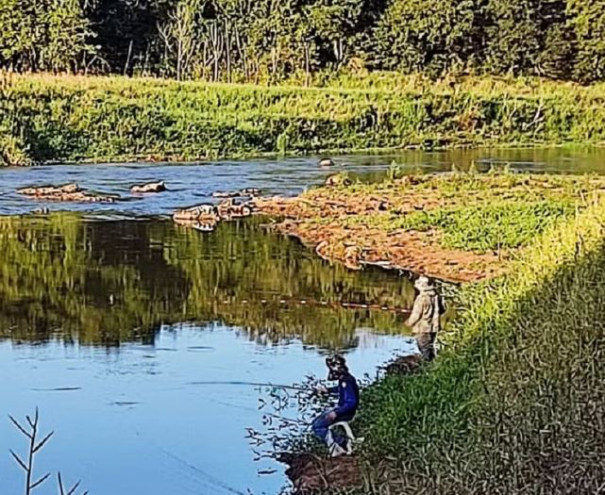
[{"xmin": 0, "ymin": 214, "xmax": 413, "ymax": 349}]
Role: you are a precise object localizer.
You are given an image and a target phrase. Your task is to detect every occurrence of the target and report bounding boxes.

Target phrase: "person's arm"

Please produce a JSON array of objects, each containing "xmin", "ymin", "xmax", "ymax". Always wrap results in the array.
[
  {"xmin": 327, "ymin": 385, "xmax": 339, "ymax": 395},
  {"xmin": 405, "ymin": 296, "xmax": 425, "ymax": 328},
  {"xmin": 333, "ymin": 379, "xmax": 358, "ymax": 417}
]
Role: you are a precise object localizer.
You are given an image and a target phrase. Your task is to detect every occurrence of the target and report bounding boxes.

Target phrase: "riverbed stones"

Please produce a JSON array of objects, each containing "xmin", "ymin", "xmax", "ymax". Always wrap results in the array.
[
  {"xmin": 217, "ymin": 198, "xmax": 252, "ymax": 219},
  {"xmin": 212, "ymin": 188, "xmax": 261, "ymax": 199},
  {"xmin": 318, "ymin": 158, "xmax": 335, "ymax": 167},
  {"xmin": 173, "ymin": 204, "xmax": 219, "ymax": 222},
  {"xmin": 18, "ymin": 183, "xmax": 118, "ymax": 203},
  {"xmin": 325, "ymin": 173, "xmax": 352, "ymax": 187},
  {"xmin": 130, "ymin": 181, "xmax": 166, "ymax": 193}
]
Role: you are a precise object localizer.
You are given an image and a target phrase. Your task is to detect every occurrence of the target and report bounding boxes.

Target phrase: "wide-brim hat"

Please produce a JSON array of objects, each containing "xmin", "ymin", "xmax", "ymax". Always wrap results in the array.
[{"xmin": 414, "ymin": 275, "xmax": 434, "ymax": 291}]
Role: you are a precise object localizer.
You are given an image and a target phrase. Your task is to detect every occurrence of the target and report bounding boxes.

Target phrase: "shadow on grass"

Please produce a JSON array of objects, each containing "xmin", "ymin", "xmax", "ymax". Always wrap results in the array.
[{"xmin": 352, "ymin": 232, "xmax": 605, "ymax": 493}]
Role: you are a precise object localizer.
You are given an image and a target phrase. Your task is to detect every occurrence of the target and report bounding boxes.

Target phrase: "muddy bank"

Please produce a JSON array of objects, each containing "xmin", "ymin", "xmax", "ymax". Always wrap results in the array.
[
  {"xmin": 251, "ymin": 173, "xmax": 605, "ymax": 282},
  {"xmin": 251, "ymin": 176, "xmax": 504, "ymax": 282}
]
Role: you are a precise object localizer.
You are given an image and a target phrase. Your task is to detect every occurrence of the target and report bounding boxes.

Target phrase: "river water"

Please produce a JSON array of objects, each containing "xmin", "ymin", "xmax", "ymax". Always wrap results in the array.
[{"xmin": 1, "ymin": 148, "xmax": 605, "ymax": 495}]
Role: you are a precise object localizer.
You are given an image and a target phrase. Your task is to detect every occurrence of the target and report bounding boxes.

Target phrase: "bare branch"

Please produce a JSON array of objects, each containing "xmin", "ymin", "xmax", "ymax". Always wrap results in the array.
[
  {"xmin": 8, "ymin": 415, "xmax": 32, "ymax": 439},
  {"xmin": 30, "ymin": 472, "xmax": 51, "ymax": 490},
  {"xmin": 58, "ymin": 472, "xmax": 66, "ymax": 495},
  {"xmin": 67, "ymin": 480, "xmax": 82, "ymax": 495},
  {"xmin": 9, "ymin": 450, "xmax": 28, "ymax": 472},
  {"xmin": 33, "ymin": 430, "xmax": 55, "ymax": 453}
]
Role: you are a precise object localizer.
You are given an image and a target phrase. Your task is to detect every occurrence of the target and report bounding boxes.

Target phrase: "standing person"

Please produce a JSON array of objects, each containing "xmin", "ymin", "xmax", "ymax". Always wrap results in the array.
[
  {"xmin": 405, "ymin": 276, "xmax": 446, "ymax": 361},
  {"xmin": 312, "ymin": 355, "xmax": 359, "ymax": 457}
]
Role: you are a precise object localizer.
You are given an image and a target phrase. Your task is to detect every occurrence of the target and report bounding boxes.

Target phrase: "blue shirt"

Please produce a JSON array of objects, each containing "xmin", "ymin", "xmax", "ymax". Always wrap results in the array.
[{"xmin": 328, "ymin": 373, "xmax": 359, "ymax": 419}]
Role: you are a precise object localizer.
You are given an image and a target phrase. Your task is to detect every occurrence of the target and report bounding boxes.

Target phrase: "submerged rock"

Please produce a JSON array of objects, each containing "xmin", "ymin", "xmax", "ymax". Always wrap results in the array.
[
  {"xmin": 213, "ymin": 188, "xmax": 261, "ymax": 199},
  {"xmin": 18, "ymin": 183, "xmax": 119, "ymax": 203},
  {"xmin": 130, "ymin": 181, "xmax": 166, "ymax": 193},
  {"xmin": 217, "ymin": 198, "xmax": 253, "ymax": 219},
  {"xmin": 173, "ymin": 204, "xmax": 219, "ymax": 222},
  {"xmin": 325, "ymin": 173, "xmax": 352, "ymax": 187},
  {"xmin": 318, "ymin": 158, "xmax": 335, "ymax": 167},
  {"xmin": 173, "ymin": 216, "xmax": 219, "ymax": 232}
]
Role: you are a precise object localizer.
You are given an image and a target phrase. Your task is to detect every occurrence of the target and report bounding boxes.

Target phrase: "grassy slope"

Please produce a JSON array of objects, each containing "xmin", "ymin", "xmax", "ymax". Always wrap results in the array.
[
  {"xmin": 3, "ymin": 73, "xmax": 605, "ymax": 164},
  {"xmin": 352, "ymin": 193, "xmax": 605, "ymax": 493}
]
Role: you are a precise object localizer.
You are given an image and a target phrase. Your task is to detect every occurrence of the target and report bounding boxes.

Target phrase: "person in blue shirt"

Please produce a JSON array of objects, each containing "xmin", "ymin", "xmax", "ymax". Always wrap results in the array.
[{"xmin": 312, "ymin": 354, "xmax": 360, "ymax": 457}]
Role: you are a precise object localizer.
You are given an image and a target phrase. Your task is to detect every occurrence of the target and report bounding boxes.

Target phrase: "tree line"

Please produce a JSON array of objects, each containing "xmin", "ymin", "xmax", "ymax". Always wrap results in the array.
[{"xmin": 0, "ymin": 0, "xmax": 604, "ymax": 83}]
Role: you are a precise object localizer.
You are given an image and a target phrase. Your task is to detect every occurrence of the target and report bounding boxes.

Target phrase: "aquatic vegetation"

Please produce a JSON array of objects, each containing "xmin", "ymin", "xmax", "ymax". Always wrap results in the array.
[{"xmin": 4, "ymin": 74, "xmax": 605, "ymax": 164}]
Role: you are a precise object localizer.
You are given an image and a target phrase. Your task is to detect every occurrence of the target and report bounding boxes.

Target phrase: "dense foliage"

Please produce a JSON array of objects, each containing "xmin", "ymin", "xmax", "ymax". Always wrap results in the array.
[{"xmin": 1, "ymin": 0, "xmax": 605, "ymax": 82}]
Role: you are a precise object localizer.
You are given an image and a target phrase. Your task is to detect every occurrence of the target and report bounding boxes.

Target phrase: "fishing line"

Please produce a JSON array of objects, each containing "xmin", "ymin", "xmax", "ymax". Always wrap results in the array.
[
  {"xmin": 132, "ymin": 428, "xmax": 247, "ymax": 495},
  {"xmin": 209, "ymin": 397, "xmax": 309, "ymax": 427},
  {"xmin": 187, "ymin": 380, "xmax": 307, "ymax": 391}
]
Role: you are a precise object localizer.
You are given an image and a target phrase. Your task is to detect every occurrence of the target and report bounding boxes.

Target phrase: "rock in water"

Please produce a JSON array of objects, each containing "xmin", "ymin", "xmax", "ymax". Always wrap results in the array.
[
  {"xmin": 212, "ymin": 188, "xmax": 261, "ymax": 199},
  {"xmin": 173, "ymin": 204, "xmax": 219, "ymax": 222},
  {"xmin": 130, "ymin": 181, "xmax": 166, "ymax": 193},
  {"xmin": 18, "ymin": 183, "xmax": 118, "ymax": 203},
  {"xmin": 217, "ymin": 198, "xmax": 253, "ymax": 219},
  {"xmin": 318, "ymin": 158, "xmax": 335, "ymax": 167},
  {"xmin": 325, "ymin": 173, "xmax": 352, "ymax": 187}
]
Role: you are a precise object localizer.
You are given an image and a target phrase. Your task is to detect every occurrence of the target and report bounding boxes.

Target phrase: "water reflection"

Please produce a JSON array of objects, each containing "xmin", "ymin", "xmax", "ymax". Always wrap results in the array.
[{"xmin": 0, "ymin": 214, "xmax": 414, "ymax": 348}]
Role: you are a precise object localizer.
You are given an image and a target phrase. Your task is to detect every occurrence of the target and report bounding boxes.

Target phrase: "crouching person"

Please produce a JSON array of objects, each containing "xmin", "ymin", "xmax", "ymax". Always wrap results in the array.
[{"xmin": 312, "ymin": 354, "xmax": 359, "ymax": 457}]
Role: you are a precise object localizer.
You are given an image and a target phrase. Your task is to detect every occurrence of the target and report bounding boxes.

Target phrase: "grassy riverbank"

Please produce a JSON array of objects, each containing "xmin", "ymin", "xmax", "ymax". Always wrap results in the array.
[
  {"xmin": 3, "ymin": 73, "xmax": 605, "ymax": 165},
  {"xmin": 267, "ymin": 171, "xmax": 605, "ymax": 492},
  {"xmin": 348, "ymin": 189, "xmax": 605, "ymax": 494}
]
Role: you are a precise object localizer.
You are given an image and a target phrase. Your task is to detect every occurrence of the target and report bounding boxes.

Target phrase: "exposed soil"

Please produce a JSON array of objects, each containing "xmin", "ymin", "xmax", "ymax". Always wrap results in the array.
[
  {"xmin": 252, "ymin": 182, "xmax": 509, "ymax": 283},
  {"xmin": 278, "ymin": 452, "xmax": 362, "ymax": 494}
]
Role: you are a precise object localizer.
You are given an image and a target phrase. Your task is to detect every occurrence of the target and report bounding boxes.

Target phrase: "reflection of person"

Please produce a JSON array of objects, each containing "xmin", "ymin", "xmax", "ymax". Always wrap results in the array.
[
  {"xmin": 406, "ymin": 276, "xmax": 446, "ymax": 361},
  {"xmin": 312, "ymin": 355, "xmax": 359, "ymax": 457}
]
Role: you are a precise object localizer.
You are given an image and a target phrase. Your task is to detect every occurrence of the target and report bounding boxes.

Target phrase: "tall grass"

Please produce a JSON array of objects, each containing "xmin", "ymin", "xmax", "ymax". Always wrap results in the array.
[
  {"xmin": 351, "ymin": 193, "xmax": 605, "ymax": 493},
  {"xmin": 3, "ymin": 73, "xmax": 605, "ymax": 165}
]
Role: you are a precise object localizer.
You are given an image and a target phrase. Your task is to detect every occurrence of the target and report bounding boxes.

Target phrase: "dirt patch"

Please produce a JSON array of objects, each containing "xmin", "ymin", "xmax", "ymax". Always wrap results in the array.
[
  {"xmin": 250, "ymin": 173, "xmax": 605, "ymax": 282},
  {"xmin": 252, "ymin": 198, "xmax": 507, "ymax": 283},
  {"xmin": 278, "ymin": 452, "xmax": 362, "ymax": 494},
  {"xmin": 382, "ymin": 353, "xmax": 423, "ymax": 376}
]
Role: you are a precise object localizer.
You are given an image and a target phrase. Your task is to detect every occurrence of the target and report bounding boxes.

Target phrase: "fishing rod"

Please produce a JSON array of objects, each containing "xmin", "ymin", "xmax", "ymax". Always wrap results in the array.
[
  {"xmin": 209, "ymin": 398, "xmax": 309, "ymax": 426},
  {"xmin": 188, "ymin": 380, "xmax": 309, "ymax": 391}
]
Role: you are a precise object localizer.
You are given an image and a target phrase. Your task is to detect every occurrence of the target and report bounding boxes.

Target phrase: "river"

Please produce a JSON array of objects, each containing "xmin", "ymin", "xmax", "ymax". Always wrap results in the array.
[{"xmin": 1, "ymin": 148, "xmax": 605, "ymax": 495}]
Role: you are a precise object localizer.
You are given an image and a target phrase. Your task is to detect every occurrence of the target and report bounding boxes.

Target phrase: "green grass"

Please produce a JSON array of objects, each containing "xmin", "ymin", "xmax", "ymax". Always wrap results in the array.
[
  {"xmin": 348, "ymin": 193, "xmax": 605, "ymax": 493},
  {"xmin": 4, "ymin": 73, "xmax": 605, "ymax": 164},
  {"xmin": 386, "ymin": 201, "xmax": 573, "ymax": 252}
]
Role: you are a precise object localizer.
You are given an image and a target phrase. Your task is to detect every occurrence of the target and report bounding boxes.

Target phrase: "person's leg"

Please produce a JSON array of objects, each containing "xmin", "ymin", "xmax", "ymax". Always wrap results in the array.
[
  {"xmin": 312, "ymin": 411, "xmax": 334, "ymax": 446},
  {"xmin": 416, "ymin": 333, "xmax": 436, "ymax": 361},
  {"xmin": 330, "ymin": 413, "xmax": 354, "ymax": 449}
]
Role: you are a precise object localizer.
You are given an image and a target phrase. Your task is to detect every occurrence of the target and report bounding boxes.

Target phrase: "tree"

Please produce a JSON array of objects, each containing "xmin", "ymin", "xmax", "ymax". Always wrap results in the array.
[
  {"xmin": 370, "ymin": 0, "xmax": 482, "ymax": 75},
  {"xmin": 158, "ymin": 0, "xmax": 203, "ymax": 80},
  {"xmin": 567, "ymin": 0, "xmax": 605, "ymax": 82},
  {"xmin": 483, "ymin": 0, "xmax": 570, "ymax": 77},
  {"xmin": 0, "ymin": 0, "xmax": 92, "ymax": 71}
]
